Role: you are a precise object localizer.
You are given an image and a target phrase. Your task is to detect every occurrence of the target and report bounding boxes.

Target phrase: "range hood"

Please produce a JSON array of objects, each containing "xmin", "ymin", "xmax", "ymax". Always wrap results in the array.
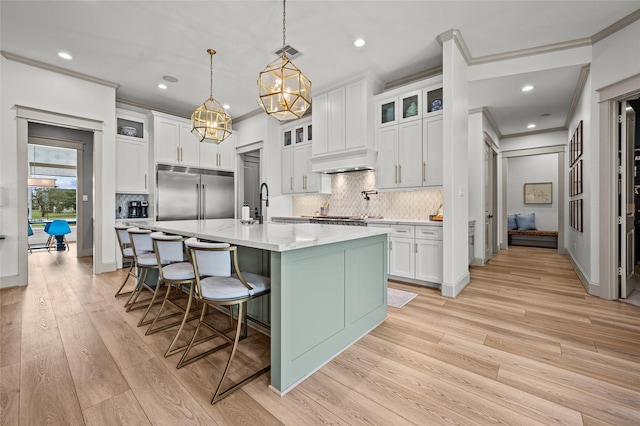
[{"xmin": 310, "ymin": 148, "xmax": 377, "ymax": 174}]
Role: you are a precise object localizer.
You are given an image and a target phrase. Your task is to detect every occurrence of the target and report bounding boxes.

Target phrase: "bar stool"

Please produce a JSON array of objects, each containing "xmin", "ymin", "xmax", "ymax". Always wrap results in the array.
[
  {"xmin": 164, "ymin": 239, "xmax": 229, "ymax": 358},
  {"xmin": 145, "ymin": 233, "xmax": 198, "ymax": 336},
  {"xmin": 114, "ymin": 224, "xmax": 138, "ymax": 297},
  {"xmin": 179, "ymin": 237, "xmax": 271, "ymax": 404},
  {"xmin": 124, "ymin": 228, "xmax": 159, "ymax": 313}
]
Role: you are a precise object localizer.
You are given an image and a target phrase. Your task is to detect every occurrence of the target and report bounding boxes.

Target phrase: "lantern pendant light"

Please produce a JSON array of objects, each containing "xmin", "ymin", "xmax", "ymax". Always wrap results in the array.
[
  {"xmin": 191, "ymin": 49, "xmax": 232, "ymax": 143},
  {"xmin": 257, "ymin": 0, "xmax": 311, "ymax": 121}
]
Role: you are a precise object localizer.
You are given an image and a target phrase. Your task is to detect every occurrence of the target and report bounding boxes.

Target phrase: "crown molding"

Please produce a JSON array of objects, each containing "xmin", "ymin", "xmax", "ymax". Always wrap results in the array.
[
  {"xmin": 564, "ymin": 65, "xmax": 591, "ymax": 128},
  {"xmin": 116, "ymin": 98, "xmax": 189, "ymax": 119},
  {"xmin": 437, "ymin": 29, "xmax": 473, "ymax": 65},
  {"xmin": 2, "ymin": 50, "xmax": 119, "ymax": 89},
  {"xmin": 501, "ymin": 126, "xmax": 566, "ymax": 140},
  {"xmin": 469, "ymin": 38, "xmax": 592, "ymax": 66},
  {"xmin": 384, "ymin": 65, "xmax": 443, "ymax": 90},
  {"xmin": 434, "ymin": 8, "xmax": 640, "ymax": 68},
  {"xmin": 591, "ymin": 8, "xmax": 640, "ymax": 44},
  {"xmin": 469, "ymin": 107, "xmax": 502, "ymax": 139}
]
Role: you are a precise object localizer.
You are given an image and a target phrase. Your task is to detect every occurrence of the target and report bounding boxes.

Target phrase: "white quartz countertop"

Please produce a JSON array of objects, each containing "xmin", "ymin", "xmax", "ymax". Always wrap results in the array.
[{"xmin": 121, "ymin": 219, "xmax": 390, "ymax": 252}]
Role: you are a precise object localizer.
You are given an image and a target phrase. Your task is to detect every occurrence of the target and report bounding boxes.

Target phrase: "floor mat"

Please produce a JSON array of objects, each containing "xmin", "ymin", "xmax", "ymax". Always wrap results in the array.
[{"xmin": 387, "ymin": 288, "xmax": 418, "ymax": 308}]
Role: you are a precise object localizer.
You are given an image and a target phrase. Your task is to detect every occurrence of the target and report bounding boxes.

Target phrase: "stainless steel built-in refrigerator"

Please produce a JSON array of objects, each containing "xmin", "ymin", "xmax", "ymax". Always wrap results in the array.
[{"xmin": 156, "ymin": 164, "xmax": 234, "ymax": 221}]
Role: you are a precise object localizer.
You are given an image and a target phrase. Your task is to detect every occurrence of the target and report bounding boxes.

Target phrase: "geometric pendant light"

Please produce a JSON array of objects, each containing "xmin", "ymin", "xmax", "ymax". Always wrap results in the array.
[
  {"xmin": 191, "ymin": 49, "xmax": 232, "ymax": 143},
  {"xmin": 257, "ymin": 0, "xmax": 311, "ymax": 121}
]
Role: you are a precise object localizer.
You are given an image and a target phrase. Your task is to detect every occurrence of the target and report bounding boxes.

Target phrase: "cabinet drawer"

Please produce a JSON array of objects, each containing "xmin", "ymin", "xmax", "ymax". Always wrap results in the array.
[
  {"xmin": 389, "ymin": 225, "xmax": 414, "ymax": 238},
  {"xmin": 415, "ymin": 226, "xmax": 442, "ymax": 240}
]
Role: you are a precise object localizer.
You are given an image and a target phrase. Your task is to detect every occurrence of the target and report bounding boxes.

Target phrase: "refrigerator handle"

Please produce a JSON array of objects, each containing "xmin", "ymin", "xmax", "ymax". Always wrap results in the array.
[
  {"xmin": 196, "ymin": 183, "xmax": 200, "ymax": 220},
  {"xmin": 201, "ymin": 184, "xmax": 206, "ymax": 220}
]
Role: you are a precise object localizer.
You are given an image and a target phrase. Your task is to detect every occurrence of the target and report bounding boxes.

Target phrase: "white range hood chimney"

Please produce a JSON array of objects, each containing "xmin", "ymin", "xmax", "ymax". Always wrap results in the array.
[{"xmin": 310, "ymin": 147, "xmax": 377, "ymax": 174}]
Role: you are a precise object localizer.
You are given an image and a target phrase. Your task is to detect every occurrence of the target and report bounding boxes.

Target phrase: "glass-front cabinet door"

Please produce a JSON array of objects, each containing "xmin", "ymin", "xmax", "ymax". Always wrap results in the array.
[
  {"xmin": 399, "ymin": 90, "xmax": 422, "ymax": 123},
  {"xmin": 283, "ymin": 129, "xmax": 292, "ymax": 147},
  {"xmin": 377, "ymin": 98, "xmax": 398, "ymax": 128},
  {"xmin": 424, "ymin": 86, "xmax": 443, "ymax": 115}
]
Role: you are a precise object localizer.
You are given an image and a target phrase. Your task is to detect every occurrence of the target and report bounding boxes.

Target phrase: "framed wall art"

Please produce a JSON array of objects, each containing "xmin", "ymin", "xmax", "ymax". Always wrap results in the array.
[{"xmin": 524, "ymin": 182, "xmax": 553, "ymax": 204}]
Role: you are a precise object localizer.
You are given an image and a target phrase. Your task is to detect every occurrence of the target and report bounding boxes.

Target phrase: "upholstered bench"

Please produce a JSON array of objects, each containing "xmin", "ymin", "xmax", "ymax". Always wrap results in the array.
[{"xmin": 508, "ymin": 230, "xmax": 558, "ymax": 248}]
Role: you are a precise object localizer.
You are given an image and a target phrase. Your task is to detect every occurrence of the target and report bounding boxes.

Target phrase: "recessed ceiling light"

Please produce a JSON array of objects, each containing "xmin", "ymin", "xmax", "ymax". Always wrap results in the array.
[
  {"xmin": 223, "ymin": 104, "xmax": 230, "ymax": 110},
  {"xmin": 354, "ymin": 39, "xmax": 366, "ymax": 47},
  {"xmin": 541, "ymin": 113, "xmax": 551, "ymax": 117},
  {"xmin": 521, "ymin": 85, "xmax": 534, "ymax": 92},
  {"xmin": 58, "ymin": 52, "xmax": 72, "ymax": 60},
  {"xmin": 527, "ymin": 123, "xmax": 536, "ymax": 129},
  {"xmin": 163, "ymin": 75, "xmax": 179, "ymax": 83},
  {"xmin": 157, "ymin": 84, "xmax": 167, "ymax": 90}
]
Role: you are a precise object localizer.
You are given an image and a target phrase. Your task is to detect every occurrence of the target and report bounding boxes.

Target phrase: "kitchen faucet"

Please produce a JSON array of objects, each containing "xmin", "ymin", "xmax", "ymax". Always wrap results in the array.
[{"xmin": 259, "ymin": 182, "xmax": 269, "ymax": 224}]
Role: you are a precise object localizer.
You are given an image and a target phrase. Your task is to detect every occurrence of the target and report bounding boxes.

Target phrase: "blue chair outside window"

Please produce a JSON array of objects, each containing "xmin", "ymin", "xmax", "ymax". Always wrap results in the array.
[{"xmin": 46, "ymin": 220, "xmax": 71, "ymax": 251}]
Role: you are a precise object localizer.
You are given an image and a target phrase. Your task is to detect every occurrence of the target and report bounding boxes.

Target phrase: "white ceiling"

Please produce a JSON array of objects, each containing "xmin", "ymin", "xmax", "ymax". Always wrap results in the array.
[{"xmin": 2, "ymin": 1, "xmax": 639, "ymax": 136}]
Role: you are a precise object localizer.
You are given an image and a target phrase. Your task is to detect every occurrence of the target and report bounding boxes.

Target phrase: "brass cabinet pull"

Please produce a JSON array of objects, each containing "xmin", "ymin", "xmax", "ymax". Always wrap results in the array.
[
  {"xmin": 399, "ymin": 165, "xmax": 402, "ymax": 183},
  {"xmin": 290, "ymin": 176, "xmax": 293, "ymax": 191},
  {"xmin": 423, "ymin": 161, "xmax": 426, "ymax": 182},
  {"xmin": 395, "ymin": 229, "xmax": 408, "ymax": 233},
  {"xmin": 395, "ymin": 165, "xmax": 398, "ymax": 184},
  {"xmin": 389, "ymin": 241, "xmax": 393, "ymax": 250},
  {"xmin": 415, "ymin": 243, "xmax": 418, "ymax": 253},
  {"xmin": 144, "ymin": 174, "xmax": 147, "ymax": 189}
]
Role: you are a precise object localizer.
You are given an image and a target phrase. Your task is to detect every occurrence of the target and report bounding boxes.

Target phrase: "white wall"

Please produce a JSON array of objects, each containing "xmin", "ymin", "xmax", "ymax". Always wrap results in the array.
[
  {"xmin": 442, "ymin": 36, "xmax": 470, "ymax": 297},
  {"xmin": 0, "ymin": 57, "xmax": 116, "ymax": 287},
  {"xmin": 566, "ymin": 73, "xmax": 591, "ymax": 282},
  {"xmin": 235, "ymin": 113, "xmax": 292, "ymax": 219},
  {"xmin": 506, "ymin": 153, "xmax": 558, "ymax": 231}
]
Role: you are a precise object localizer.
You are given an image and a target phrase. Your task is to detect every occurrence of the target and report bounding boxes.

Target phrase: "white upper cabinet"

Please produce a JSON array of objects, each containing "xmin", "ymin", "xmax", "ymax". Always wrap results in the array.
[
  {"xmin": 116, "ymin": 109, "xmax": 149, "ymax": 194},
  {"xmin": 422, "ymin": 114, "xmax": 443, "ymax": 187},
  {"xmin": 375, "ymin": 76, "xmax": 443, "ymax": 190},
  {"xmin": 282, "ymin": 117, "xmax": 330, "ymax": 194},
  {"xmin": 200, "ymin": 133, "xmax": 236, "ymax": 171},
  {"xmin": 152, "ymin": 111, "xmax": 236, "ymax": 171},
  {"xmin": 312, "ymin": 77, "xmax": 378, "ymax": 158},
  {"xmin": 376, "ymin": 89, "xmax": 422, "ymax": 128}
]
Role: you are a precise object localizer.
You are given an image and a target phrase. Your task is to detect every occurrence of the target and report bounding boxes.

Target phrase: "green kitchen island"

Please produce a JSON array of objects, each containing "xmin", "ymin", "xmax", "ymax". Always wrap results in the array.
[{"xmin": 128, "ymin": 219, "xmax": 389, "ymax": 395}]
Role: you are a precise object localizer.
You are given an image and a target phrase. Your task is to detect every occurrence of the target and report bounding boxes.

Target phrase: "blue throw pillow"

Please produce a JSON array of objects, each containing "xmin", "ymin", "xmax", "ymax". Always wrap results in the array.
[
  {"xmin": 507, "ymin": 214, "xmax": 518, "ymax": 230},
  {"xmin": 516, "ymin": 213, "xmax": 537, "ymax": 230}
]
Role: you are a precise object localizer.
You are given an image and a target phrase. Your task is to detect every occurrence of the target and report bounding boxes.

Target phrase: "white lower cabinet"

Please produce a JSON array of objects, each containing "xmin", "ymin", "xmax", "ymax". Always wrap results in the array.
[
  {"xmin": 415, "ymin": 229, "xmax": 443, "ymax": 283},
  {"xmin": 390, "ymin": 236, "xmax": 415, "ymax": 279},
  {"xmin": 386, "ymin": 223, "xmax": 443, "ymax": 286}
]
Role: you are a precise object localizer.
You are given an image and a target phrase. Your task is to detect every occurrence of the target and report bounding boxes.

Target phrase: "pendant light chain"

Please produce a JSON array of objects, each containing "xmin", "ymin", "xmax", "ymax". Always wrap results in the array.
[
  {"xmin": 282, "ymin": 0, "xmax": 286, "ymax": 53},
  {"xmin": 209, "ymin": 51, "xmax": 213, "ymax": 100}
]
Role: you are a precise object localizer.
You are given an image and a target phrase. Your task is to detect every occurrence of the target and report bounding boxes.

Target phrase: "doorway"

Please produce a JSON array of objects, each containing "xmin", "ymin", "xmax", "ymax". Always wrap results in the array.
[
  {"xmin": 27, "ymin": 144, "xmax": 79, "ymax": 250},
  {"xmin": 241, "ymin": 150, "xmax": 261, "ymax": 219},
  {"xmin": 618, "ymin": 98, "xmax": 639, "ymax": 298},
  {"xmin": 27, "ymin": 123, "xmax": 94, "ymax": 258},
  {"xmin": 483, "ymin": 135, "xmax": 498, "ymax": 263}
]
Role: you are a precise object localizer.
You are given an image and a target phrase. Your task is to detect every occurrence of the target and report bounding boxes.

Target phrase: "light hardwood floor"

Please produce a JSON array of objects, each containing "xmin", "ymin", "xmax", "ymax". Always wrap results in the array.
[{"xmin": 1, "ymin": 245, "xmax": 639, "ymax": 425}]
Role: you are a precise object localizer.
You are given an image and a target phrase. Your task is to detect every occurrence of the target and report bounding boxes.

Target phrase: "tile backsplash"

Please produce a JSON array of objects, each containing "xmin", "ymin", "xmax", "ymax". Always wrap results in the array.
[
  {"xmin": 115, "ymin": 193, "xmax": 148, "ymax": 219},
  {"xmin": 292, "ymin": 170, "xmax": 442, "ymax": 219}
]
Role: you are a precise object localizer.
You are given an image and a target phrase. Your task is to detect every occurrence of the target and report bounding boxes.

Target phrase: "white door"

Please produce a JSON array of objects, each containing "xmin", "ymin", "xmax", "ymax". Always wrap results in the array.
[
  {"xmin": 620, "ymin": 101, "xmax": 636, "ymax": 298},
  {"xmin": 377, "ymin": 126, "xmax": 399, "ymax": 189},
  {"xmin": 389, "ymin": 236, "xmax": 414, "ymax": 279},
  {"xmin": 397, "ymin": 120, "xmax": 423, "ymax": 188},
  {"xmin": 416, "ymin": 239, "xmax": 442, "ymax": 283},
  {"xmin": 484, "ymin": 141, "xmax": 497, "ymax": 262}
]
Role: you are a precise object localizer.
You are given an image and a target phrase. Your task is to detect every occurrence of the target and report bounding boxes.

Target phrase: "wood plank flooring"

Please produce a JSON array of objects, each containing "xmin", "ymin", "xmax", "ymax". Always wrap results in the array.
[{"xmin": 1, "ymin": 245, "xmax": 639, "ymax": 425}]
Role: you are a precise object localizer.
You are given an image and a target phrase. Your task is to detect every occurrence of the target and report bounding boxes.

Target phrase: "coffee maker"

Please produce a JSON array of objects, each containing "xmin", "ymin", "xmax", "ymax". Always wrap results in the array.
[
  {"xmin": 140, "ymin": 201, "xmax": 149, "ymax": 218},
  {"xmin": 128, "ymin": 201, "xmax": 141, "ymax": 218}
]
